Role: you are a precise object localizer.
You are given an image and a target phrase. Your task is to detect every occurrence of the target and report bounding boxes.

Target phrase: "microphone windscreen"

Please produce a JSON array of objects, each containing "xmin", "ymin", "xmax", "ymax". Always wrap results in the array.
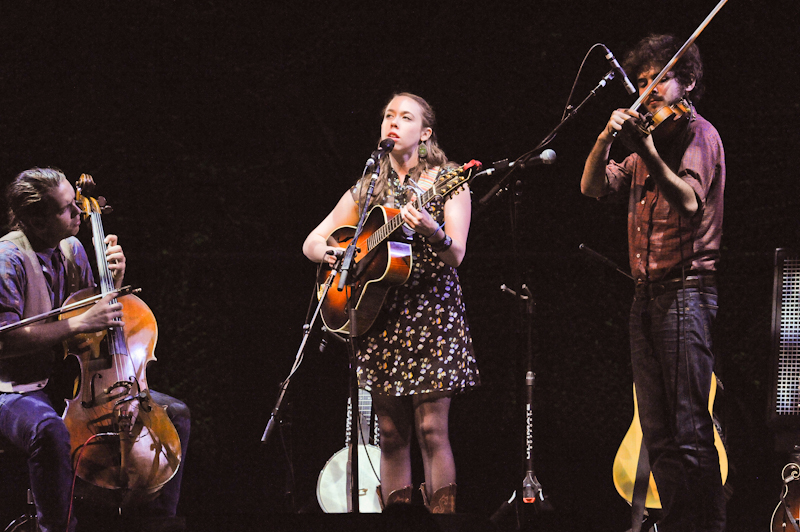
[
  {"xmin": 378, "ymin": 138, "xmax": 395, "ymax": 152},
  {"xmin": 541, "ymin": 149, "xmax": 557, "ymax": 164}
]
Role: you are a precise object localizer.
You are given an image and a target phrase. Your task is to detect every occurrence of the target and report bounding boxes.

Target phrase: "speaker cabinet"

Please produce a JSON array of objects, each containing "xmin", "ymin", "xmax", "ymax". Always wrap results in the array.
[{"xmin": 769, "ymin": 248, "xmax": 800, "ymax": 430}]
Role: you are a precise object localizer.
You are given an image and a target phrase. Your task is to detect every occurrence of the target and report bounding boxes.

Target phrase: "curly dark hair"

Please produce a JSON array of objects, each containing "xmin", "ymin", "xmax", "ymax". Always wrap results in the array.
[{"xmin": 623, "ymin": 34, "xmax": 704, "ymax": 101}]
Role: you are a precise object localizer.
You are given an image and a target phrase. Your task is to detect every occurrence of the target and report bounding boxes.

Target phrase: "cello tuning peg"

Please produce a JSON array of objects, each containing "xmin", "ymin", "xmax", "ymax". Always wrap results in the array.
[{"xmin": 96, "ymin": 197, "xmax": 113, "ymax": 214}]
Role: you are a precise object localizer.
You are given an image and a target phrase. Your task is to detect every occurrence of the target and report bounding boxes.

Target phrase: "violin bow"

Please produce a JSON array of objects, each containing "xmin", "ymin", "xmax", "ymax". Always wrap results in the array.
[
  {"xmin": 630, "ymin": 0, "xmax": 728, "ymax": 113},
  {"xmin": 0, "ymin": 285, "xmax": 139, "ymax": 335}
]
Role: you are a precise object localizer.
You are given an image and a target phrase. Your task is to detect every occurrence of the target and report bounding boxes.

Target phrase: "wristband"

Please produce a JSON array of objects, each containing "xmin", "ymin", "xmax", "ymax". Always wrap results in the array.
[
  {"xmin": 424, "ymin": 222, "xmax": 443, "ymax": 239},
  {"xmin": 431, "ymin": 233, "xmax": 452, "ymax": 253}
]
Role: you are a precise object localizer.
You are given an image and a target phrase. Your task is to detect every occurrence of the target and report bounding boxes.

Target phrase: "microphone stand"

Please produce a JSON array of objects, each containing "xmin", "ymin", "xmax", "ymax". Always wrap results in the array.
[
  {"xmin": 260, "ymin": 249, "xmax": 345, "ymax": 512},
  {"xmin": 484, "ymin": 70, "xmax": 619, "ymax": 529},
  {"xmin": 261, "ymin": 159, "xmax": 380, "ymax": 514},
  {"xmin": 338, "ymin": 163, "xmax": 379, "ymax": 291},
  {"xmin": 339, "ymin": 160, "xmax": 383, "ymax": 513},
  {"xmin": 260, "ymin": 254, "xmax": 344, "ymax": 447},
  {"xmin": 506, "ymin": 178, "xmax": 553, "ymax": 529}
]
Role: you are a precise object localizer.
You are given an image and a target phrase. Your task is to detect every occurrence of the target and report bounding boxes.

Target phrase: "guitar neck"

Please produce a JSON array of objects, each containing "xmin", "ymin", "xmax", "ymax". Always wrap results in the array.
[
  {"xmin": 365, "ymin": 185, "xmax": 437, "ymax": 252},
  {"xmin": 361, "ymin": 160, "xmax": 479, "ymax": 256}
]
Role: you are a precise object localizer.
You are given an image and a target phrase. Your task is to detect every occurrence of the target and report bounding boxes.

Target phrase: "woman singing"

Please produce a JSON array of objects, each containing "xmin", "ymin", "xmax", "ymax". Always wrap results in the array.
[{"xmin": 303, "ymin": 92, "xmax": 479, "ymax": 513}]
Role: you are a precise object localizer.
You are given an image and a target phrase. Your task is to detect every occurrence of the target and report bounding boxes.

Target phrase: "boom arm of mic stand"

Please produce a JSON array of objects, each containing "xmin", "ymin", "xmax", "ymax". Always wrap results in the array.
[
  {"xmin": 552, "ymin": 70, "xmax": 616, "ymax": 140},
  {"xmin": 477, "ymin": 166, "xmax": 511, "ymax": 207},
  {"xmin": 261, "ymin": 256, "xmax": 343, "ymax": 445},
  {"xmin": 478, "ymin": 70, "xmax": 616, "ymax": 210},
  {"xmin": 579, "ymin": 243, "xmax": 634, "ymax": 281}
]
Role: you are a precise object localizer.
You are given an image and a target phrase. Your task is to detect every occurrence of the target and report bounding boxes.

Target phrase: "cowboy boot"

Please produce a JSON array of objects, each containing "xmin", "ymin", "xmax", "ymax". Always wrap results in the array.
[
  {"xmin": 420, "ymin": 482, "xmax": 457, "ymax": 514},
  {"xmin": 377, "ymin": 485, "xmax": 413, "ymax": 510}
]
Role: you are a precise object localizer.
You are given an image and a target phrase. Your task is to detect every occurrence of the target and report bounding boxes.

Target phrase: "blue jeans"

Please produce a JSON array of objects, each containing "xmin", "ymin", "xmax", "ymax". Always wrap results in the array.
[
  {"xmin": 0, "ymin": 388, "xmax": 189, "ymax": 532},
  {"xmin": 630, "ymin": 287, "xmax": 726, "ymax": 532}
]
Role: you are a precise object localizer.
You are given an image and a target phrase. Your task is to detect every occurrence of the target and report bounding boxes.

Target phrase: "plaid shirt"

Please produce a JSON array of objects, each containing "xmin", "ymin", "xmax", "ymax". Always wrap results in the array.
[{"xmin": 604, "ymin": 109, "xmax": 725, "ymax": 283}]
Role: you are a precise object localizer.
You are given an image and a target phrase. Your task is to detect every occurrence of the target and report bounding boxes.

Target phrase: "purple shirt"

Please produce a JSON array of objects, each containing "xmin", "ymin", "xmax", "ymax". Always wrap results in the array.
[
  {"xmin": 0, "ymin": 236, "xmax": 94, "ymax": 389},
  {"xmin": 604, "ymin": 110, "xmax": 725, "ymax": 283},
  {"xmin": 0, "ymin": 237, "xmax": 94, "ymax": 326}
]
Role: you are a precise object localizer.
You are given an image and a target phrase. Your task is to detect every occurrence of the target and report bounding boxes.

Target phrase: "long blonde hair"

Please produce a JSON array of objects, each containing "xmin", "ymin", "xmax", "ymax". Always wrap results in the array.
[{"xmin": 356, "ymin": 92, "xmax": 452, "ymax": 208}]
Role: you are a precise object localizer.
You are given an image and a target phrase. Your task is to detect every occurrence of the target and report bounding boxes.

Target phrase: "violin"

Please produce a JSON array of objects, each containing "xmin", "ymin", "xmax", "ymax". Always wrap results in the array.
[
  {"xmin": 60, "ymin": 174, "xmax": 181, "ymax": 507},
  {"xmin": 636, "ymin": 98, "xmax": 693, "ymax": 141}
]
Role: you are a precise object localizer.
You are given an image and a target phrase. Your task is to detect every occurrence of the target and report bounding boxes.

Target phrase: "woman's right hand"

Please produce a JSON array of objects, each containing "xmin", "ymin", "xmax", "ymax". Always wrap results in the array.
[{"xmin": 322, "ymin": 246, "xmax": 344, "ymax": 266}]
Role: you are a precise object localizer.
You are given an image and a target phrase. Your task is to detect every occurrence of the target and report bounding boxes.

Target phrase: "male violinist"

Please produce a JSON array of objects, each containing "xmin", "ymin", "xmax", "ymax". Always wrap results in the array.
[
  {"xmin": 580, "ymin": 35, "xmax": 726, "ymax": 531},
  {"xmin": 0, "ymin": 168, "xmax": 190, "ymax": 532}
]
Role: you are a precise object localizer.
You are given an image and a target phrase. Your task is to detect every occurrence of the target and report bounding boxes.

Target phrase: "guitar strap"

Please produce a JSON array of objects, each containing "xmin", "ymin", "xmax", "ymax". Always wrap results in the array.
[
  {"xmin": 416, "ymin": 167, "xmax": 440, "ymax": 192},
  {"xmin": 630, "ymin": 439, "xmax": 651, "ymax": 532}
]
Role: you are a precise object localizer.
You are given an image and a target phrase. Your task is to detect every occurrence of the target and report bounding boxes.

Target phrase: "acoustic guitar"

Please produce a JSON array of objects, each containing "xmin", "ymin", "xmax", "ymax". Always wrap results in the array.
[
  {"xmin": 612, "ymin": 372, "xmax": 728, "ymax": 509},
  {"xmin": 317, "ymin": 160, "xmax": 481, "ymax": 336}
]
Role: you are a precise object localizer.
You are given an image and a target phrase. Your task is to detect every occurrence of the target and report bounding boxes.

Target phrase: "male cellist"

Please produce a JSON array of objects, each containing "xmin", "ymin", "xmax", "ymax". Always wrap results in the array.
[
  {"xmin": 580, "ymin": 35, "xmax": 726, "ymax": 530},
  {"xmin": 0, "ymin": 168, "xmax": 190, "ymax": 532}
]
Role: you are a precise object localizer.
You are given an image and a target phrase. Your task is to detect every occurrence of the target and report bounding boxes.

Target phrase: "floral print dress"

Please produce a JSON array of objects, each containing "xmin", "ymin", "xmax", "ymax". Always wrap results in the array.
[{"xmin": 351, "ymin": 166, "xmax": 480, "ymax": 396}]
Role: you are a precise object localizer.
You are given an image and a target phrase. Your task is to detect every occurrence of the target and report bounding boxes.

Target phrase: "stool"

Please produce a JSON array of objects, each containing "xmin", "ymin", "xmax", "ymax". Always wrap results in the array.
[{"xmin": 0, "ymin": 439, "xmax": 38, "ymax": 532}]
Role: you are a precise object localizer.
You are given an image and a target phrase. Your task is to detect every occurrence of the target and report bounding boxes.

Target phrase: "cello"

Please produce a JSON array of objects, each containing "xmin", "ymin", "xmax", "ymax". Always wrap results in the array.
[{"xmin": 60, "ymin": 174, "xmax": 181, "ymax": 507}]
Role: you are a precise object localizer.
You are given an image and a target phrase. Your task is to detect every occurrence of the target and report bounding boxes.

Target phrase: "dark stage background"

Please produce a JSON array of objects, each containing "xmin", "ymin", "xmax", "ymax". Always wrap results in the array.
[{"xmin": 1, "ymin": 1, "xmax": 798, "ymax": 530}]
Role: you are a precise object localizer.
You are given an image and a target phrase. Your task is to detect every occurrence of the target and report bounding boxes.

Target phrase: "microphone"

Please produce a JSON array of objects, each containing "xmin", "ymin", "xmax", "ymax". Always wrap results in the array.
[
  {"xmin": 365, "ymin": 138, "xmax": 395, "ymax": 168},
  {"xmin": 520, "ymin": 149, "xmax": 556, "ymax": 167},
  {"xmin": 497, "ymin": 149, "xmax": 557, "ymax": 170},
  {"xmin": 603, "ymin": 45, "xmax": 636, "ymax": 95}
]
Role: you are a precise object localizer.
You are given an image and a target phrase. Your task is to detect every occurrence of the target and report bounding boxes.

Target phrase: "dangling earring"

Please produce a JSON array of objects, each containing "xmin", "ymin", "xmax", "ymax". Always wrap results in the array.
[{"xmin": 418, "ymin": 140, "xmax": 428, "ymax": 159}]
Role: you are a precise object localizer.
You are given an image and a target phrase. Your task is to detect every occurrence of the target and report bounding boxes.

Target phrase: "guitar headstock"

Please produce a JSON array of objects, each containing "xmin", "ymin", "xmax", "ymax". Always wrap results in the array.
[{"xmin": 434, "ymin": 160, "xmax": 482, "ymax": 200}]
